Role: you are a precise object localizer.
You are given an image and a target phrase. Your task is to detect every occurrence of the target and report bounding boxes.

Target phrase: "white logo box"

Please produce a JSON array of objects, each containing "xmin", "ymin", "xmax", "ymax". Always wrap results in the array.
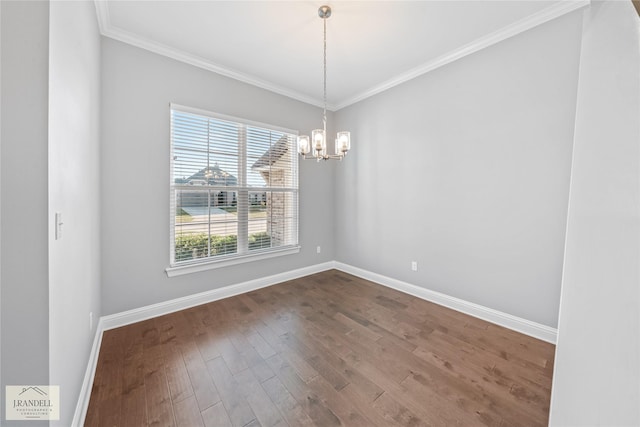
[{"xmin": 5, "ymin": 386, "xmax": 60, "ymax": 421}]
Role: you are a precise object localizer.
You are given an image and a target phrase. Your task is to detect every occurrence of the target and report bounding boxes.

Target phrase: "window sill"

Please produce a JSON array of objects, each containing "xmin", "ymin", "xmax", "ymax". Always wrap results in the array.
[{"xmin": 165, "ymin": 246, "xmax": 301, "ymax": 277}]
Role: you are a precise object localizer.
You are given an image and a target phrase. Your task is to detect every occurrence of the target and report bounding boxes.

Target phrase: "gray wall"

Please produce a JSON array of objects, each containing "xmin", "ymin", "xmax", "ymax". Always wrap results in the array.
[
  {"xmin": 550, "ymin": 1, "xmax": 640, "ymax": 424},
  {"xmin": 48, "ymin": 2, "xmax": 102, "ymax": 426},
  {"xmin": 0, "ymin": 1, "xmax": 50, "ymax": 426},
  {"xmin": 333, "ymin": 11, "xmax": 584, "ymax": 328},
  {"xmin": 101, "ymin": 38, "xmax": 334, "ymax": 315}
]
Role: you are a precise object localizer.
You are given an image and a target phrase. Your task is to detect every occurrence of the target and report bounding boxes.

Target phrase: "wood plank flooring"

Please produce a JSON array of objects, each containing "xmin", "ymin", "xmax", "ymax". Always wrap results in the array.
[{"xmin": 85, "ymin": 270, "xmax": 555, "ymax": 426}]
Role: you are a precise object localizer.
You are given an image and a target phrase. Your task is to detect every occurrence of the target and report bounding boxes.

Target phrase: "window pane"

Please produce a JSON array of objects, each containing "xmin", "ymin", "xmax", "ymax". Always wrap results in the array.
[
  {"xmin": 174, "ymin": 188, "xmax": 211, "ymax": 262},
  {"xmin": 247, "ymin": 129, "xmax": 297, "ymax": 188},
  {"xmin": 209, "ymin": 190, "xmax": 239, "ymax": 256},
  {"xmin": 248, "ymin": 191, "xmax": 269, "ymax": 250},
  {"xmin": 265, "ymin": 190, "xmax": 298, "ymax": 248},
  {"xmin": 173, "ymin": 111, "xmax": 239, "ymax": 186},
  {"xmin": 173, "ymin": 189, "xmax": 238, "ymax": 261}
]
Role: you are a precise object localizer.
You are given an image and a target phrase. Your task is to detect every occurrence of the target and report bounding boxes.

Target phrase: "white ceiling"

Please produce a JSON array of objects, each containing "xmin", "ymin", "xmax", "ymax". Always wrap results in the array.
[{"xmin": 96, "ymin": 1, "xmax": 587, "ymax": 110}]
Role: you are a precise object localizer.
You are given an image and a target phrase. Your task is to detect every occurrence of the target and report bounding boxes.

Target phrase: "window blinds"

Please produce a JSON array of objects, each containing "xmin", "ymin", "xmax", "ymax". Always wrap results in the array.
[{"xmin": 170, "ymin": 105, "xmax": 299, "ymax": 266}]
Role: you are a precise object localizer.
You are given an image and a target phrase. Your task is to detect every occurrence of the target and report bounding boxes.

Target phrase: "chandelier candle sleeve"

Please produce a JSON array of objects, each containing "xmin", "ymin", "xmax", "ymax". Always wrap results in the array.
[
  {"xmin": 336, "ymin": 131, "xmax": 350, "ymax": 154},
  {"xmin": 298, "ymin": 5, "xmax": 351, "ymax": 161}
]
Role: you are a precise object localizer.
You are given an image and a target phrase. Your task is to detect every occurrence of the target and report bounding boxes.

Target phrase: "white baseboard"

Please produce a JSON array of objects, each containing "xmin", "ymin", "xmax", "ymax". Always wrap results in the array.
[
  {"xmin": 71, "ymin": 318, "xmax": 104, "ymax": 427},
  {"xmin": 74, "ymin": 259, "xmax": 557, "ymax": 425},
  {"xmin": 334, "ymin": 262, "xmax": 558, "ymax": 344},
  {"xmin": 101, "ymin": 261, "xmax": 335, "ymax": 331}
]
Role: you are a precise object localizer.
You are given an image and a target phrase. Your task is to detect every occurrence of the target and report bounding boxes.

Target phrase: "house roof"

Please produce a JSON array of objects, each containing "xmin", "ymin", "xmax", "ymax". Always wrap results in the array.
[
  {"xmin": 176, "ymin": 163, "xmax": 237, "ymax": 186},
  {"xmin": 251, "ymin": 136, "xmax": 289, "ymax": 171}
]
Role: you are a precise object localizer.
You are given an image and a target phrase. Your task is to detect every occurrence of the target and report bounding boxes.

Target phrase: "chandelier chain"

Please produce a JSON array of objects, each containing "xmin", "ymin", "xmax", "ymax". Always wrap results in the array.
[{"xmin": 323, "ymin": 14, "xmax": 327, "ymax": 134}]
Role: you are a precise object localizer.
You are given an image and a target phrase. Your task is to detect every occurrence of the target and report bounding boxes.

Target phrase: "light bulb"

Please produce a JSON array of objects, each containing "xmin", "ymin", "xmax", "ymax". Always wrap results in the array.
[
  {"xmin": 337, "ymin": 131, "xmax": 350, "ymax": 153},
  {"xmin": 311, "ymin": 129, "xmax": 325, "ymax": 152},
  {"xmin": 297, "ymin": 135, "xmax": 310, "ymax": 155}
]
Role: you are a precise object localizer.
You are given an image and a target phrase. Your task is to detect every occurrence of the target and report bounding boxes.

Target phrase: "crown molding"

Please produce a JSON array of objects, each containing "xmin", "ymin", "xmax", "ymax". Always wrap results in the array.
[
  {"xmin": 333, "ymin": 0, "xmax": 590, "ymax": 110},
  {"xmin": 94, "ymin": 0, "xmax": 588, "ymax": 112},
  {"xmin": 93, "ymin": 0, "xmax": 108, "ymax": 35},
  {"xmin": 93, "ymin": 1, "xmax": 327, "ymax": 110}
]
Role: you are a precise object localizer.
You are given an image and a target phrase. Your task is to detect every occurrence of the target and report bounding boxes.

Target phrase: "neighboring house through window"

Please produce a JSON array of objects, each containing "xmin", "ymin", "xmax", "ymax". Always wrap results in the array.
[{"xmin": 168, "ymin": 104, "xmax": 299, "ymax": 274}]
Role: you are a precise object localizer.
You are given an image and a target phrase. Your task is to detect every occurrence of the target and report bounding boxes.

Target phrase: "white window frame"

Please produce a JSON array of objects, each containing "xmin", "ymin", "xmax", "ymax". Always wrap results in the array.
[{"xmin": 166, "ymin": 104, "xmax": 300, "ymax": 277}]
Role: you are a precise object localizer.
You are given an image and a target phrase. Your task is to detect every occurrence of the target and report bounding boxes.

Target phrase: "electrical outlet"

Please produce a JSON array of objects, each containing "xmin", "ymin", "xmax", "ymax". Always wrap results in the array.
[
  {"xmin": 317, "ymin": 246, "xmax": 321, "ymax": 254},
  {"xmin": 411, "ymin": 261, "xmax": 418, "ymax": 271}
]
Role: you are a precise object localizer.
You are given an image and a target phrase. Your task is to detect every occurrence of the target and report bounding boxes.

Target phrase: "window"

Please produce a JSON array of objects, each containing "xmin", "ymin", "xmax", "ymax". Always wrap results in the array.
[{"xmin": 168, "ymin": 104, "xmax": 299, "ymax": 274}]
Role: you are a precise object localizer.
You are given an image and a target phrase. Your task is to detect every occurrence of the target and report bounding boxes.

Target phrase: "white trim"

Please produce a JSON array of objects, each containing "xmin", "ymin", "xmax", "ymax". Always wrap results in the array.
[
  {"xmin": 334, "ymin": 262, "xmax": 558, "ymax": 344},
  {"xmin": 95, "ymin": 15, "xmax": 325, "ymax": 109},
  {"xmin": 334, "ymin": 0, "xmax": 589, "ymax": 110},
  {"xmin": 170, "ymin": 103, "xmax": 299, "ymax": 136},
  {"xmin": 93, "ymin": 0, "xmax": 109, "ymax": 36},
  {"xmin": 106, "ymin": 261, "xmax": 334, "ymax": 330},
  {"xmin": 96, "ymin": 0, "xmax": 588, "ymax": 112},
  {"xmin": 71, "ymin": 318, "xmax": 104, "ymax": 427},
  {"xmin": 166, "ymin": 246, "xmax": 301, "ymax": 277}
]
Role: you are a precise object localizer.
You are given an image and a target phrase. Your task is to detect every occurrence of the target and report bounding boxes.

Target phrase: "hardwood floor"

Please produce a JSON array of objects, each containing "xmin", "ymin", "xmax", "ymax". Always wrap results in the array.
[{"xmin": 85, "ymin": 270, "xmax": 555, "ymax": 426}]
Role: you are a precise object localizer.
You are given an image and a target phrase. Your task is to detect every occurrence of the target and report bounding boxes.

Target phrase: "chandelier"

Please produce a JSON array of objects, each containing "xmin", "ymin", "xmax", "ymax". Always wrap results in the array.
[{"xmin": 298, "ymin": 5, "xmax": 351, "ymax": 161}]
